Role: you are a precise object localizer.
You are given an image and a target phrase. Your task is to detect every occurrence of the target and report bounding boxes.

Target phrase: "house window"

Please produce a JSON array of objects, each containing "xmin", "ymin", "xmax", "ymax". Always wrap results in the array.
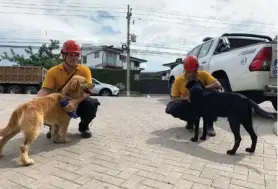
[
  {"xmin": 82, "ymin": 55, "xmax": 87, "ymax": 64},
  {"xmin": 105, "ymin": 52, "xmax": 117, "ymax": 64},
  {"xmin": 95, "ymin": 52, "xmax": 99, "ymax": 58},
  {"xmin": 120, "ymin": 55, "xmax": 126, "ymax": 62},
  {"xmin": 134, "ymin": 61, "xmax": 140, "ymax": 67}
]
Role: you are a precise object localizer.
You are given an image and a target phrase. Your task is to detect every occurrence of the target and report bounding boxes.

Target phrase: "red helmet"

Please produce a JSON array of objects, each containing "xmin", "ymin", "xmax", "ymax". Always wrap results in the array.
[
  {"xmin": 61, "ymin": 40, "xmax": 81, "ymax": 54},
  {"xmin": 184, "ymin": 55, "xmax": 199, "ymax": 71}
]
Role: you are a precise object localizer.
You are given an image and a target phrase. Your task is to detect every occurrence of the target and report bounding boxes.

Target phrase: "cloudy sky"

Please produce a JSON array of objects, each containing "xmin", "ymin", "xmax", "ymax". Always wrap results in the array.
[{"xmin": 0, "ymin": 0, "xmax": 277, "ymax": 71}]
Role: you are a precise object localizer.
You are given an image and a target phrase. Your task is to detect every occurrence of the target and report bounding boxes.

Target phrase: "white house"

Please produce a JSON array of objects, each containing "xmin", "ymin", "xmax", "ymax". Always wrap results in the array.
[{"xmin": 81, "ymin": 44, "xmax": 147, "ymax": 70}]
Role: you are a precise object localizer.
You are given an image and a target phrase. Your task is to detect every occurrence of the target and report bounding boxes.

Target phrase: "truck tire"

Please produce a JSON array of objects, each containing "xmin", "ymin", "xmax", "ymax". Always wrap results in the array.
[
  {"xmin": 218, "ymin": 78, "xmax": 231, "ymax": 92},
  {"xmin": 8, "ymin": 85, "xmax": 21, "ymax": 94},
  {"xmin": 0, "ymin": 85, "xmax": 4, "ymax": 93},
  {"xmin": 271, "ymin": 98, "xmax": 277, "ymax": 111},
  {"xmin": 25, "ymin": 86, "xmax": 38, "ymax": 94}
]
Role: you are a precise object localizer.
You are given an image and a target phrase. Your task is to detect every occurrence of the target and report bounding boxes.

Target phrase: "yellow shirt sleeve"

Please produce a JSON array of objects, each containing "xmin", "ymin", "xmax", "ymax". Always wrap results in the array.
[
  {"xmin": 41, "ymin": 69, "xmax": 55, "ymax": 90},
  {"xmin": 201, "ymin": 71, "xmax": 217, "ymax": 85},
  {"xmin": 82, "ymin": 66, "xmax": 92, "ymax": 84},
  {"xmin": 171, "ymin": 79, "xmax": 181, "ymax": 97}
]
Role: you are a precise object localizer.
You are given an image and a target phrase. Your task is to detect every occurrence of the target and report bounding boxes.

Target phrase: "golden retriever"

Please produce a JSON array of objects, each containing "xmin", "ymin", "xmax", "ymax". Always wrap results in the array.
[{"xmin": 0, "ymin": 75, "xmax": 93, "ymax": 166}]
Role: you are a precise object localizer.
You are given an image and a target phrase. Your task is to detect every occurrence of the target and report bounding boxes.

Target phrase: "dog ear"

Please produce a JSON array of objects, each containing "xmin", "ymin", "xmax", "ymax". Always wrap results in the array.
[{"xmin": 70, "ymin": 80, "xmax": 80, "ymax": 91}]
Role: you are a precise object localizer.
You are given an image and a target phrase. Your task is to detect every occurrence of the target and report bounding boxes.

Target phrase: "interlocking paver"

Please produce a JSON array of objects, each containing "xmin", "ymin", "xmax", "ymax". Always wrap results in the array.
[{"xmin": 0, "ymin": 94, "xmax": 276, "ymax": 189}]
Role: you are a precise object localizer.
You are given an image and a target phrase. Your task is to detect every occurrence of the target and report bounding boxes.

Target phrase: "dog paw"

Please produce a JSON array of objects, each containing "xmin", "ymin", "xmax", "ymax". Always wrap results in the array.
[
  {"xmin": 190, "ymin": 137, "xmax": 198, "ymax": 142},
  {"xmin": 63, "ymin": 137, "xmax": 71, "ymax": 143},
  {"xmin": 226, "ymin": 150, "xmax": 236, "ymax": 155},
  {"xmin": 22, "ymin": 158, "xmax": 34, "ymax": 166},
  {"xmin": 245, "ymin": 148, "xmax": 255, "ymax": 153},
  {"xmin": 200, "ymin": 135, "xmax": 206, "ymax": 140}
]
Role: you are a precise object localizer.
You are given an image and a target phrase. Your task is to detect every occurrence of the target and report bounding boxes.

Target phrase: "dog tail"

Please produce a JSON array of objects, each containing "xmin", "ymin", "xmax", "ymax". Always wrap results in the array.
[
  {"xmin": 0, "ymin": 109, "xmax": 21, "ymax": 138},
  {"xmin": 248, "ymin": 99, "xmax": 276, "ymax": 119}
]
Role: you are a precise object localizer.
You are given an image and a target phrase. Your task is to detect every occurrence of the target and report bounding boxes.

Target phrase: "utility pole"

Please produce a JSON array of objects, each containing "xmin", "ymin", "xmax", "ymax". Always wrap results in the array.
[{"xmin": 126, "ymin": 5, "xmax": 132, "ymax": 96}]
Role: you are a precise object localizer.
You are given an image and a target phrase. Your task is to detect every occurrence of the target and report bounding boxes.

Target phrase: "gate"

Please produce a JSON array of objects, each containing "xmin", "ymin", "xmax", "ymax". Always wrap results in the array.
[{"xmin": 140, "ymin": 79, "xmax": 169, "ymax": 94}]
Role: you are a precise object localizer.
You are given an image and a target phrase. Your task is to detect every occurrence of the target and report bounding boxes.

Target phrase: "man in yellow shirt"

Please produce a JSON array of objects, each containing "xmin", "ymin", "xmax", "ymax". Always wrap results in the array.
[
  {"xmin": 167, "ymin": 55, "xmax": 221, "ymax": 136},
  {"xmin": 37, "ymin": 40, "xmax": 100, "ymax": 138}
]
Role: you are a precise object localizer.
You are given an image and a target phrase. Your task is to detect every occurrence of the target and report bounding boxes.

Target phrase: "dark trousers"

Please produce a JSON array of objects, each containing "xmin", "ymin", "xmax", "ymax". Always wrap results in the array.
[
  {"xmin": 165, "ymin": 100, "xmax": 214, "ymax": 128},
  {"xmin": 166, "ymin": 100, "xmax": 196, "ymax": 123},
  {"xmin": 76, "ymin": 97, "xmax": 100, "ymax": 131}
]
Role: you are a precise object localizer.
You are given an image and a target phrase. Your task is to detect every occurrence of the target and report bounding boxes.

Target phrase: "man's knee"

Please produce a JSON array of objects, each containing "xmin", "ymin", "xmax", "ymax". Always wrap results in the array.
[
  {"xmin": 77, "ymin": 97, "xmax": 100, "ymax": 120},
  {"xmin": 165, "ymin": 100, "xmax": 191, "ymax": 120}
]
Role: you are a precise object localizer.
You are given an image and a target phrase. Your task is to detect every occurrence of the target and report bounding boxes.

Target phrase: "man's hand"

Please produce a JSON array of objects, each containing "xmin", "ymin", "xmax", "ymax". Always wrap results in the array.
[
  {"xmin": 205, "ymin": 80, "xmax": 222, "ymax": 90},
  {"xmin": 64, "ymin": 92, "xmax": 90, "ymax": 112},
  {"xmin": 83, "ymin": 92, "xmax": 91, "ymax": 99},
  {"xmin": 63, "ymin": 100, "xmax": 78, "ymax": 113}
]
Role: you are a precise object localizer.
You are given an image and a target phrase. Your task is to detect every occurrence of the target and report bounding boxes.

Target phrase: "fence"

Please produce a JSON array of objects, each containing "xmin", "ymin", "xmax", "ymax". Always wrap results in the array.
[{"xmin": 140, "ymin": 79, "xmax": 169, "ymax": 94}]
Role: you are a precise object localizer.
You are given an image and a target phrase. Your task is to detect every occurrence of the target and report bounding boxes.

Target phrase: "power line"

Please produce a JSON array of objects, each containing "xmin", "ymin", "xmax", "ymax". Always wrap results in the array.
[
  {"xmin": 1, "ymin": 0, "xmax": 276, "ymax": 29},
  {"xmin": 0, "ymin": 29, "xmax": 198, "ymax": 48},
  {"xmin": 0, "ymin": 1, "xmax": 125, "ymax": 9},
  {"xmin": 132, "ymin": 7, "xmax": 277, "ymax": 26},
  {"xmin": 0, "ymin": 42, "xmax": 188, "ymax": 56},
  {"xmin": 0, "ymin": 10, "xmax": 275, "ymax": 36},
  {"xmin": 131, "ymin": 17, "xmax": 277, "ymax": 35},
  {"xmin": 0, "ymin": 11, "xmax": 126, "ymax": 18},
  {"xmin": 132, "ymin": 12, "xmax": 277, "ymax": 29},
  {"xmin": 0, "ymin": 3, "xmax": 276, "ymax": 30},
  {"xmin": 1, "ymin": 0, "xmax": 275, "ymax": 27},
  {"xmin": 0, "ymin": 4, "xmax": 126, "ymax": 14}
]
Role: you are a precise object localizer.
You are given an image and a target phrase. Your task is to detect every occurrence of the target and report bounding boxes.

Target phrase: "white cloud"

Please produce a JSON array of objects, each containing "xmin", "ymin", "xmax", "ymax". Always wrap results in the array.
[{"xmin": 0, "ymin": 0, "xmax": 277, "ymax": 71}]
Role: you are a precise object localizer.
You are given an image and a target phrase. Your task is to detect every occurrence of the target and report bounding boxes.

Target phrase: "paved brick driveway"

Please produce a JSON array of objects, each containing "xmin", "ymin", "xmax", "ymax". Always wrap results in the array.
[{"xmin": 0, "ymin": 94, "xmax": 276, "ymax": 189}]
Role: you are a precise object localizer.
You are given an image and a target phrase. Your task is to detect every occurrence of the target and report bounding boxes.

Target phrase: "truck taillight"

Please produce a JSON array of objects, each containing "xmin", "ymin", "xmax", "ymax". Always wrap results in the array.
[{"xmin": 249, "ymin": 47, "xmax": 272, "ymax": 71}]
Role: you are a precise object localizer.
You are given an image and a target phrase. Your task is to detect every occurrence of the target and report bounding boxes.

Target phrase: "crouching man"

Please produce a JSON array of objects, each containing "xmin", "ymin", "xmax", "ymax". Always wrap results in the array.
[
  {"xmin": 37, "ymin": 39, "xmax": 100, "ymax": 138},
  {"xmin": 166, "ymin": 55, "xmax": 221, "ymax": 136}
]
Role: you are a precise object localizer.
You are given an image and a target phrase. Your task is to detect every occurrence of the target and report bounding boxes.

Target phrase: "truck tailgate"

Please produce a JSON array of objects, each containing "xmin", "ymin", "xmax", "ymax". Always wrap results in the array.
[{"xmin": 0, "ymin": 66, "xmax": 47, "ymax": 84}]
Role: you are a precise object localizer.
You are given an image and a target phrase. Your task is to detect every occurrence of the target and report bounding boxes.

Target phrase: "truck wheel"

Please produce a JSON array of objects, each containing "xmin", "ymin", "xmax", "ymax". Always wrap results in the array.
[
  {"xmin": 25, "ymin": 86, "xmax": 38, "ymax": 94},
  {"xmin": 218, "ymin": 78, "xmax": 231, "ymax": 92},
  {"xmin": 0, "ymin": 85, "xmax": 4, "ymax": 93},
  {"xmin": 8, "ymin": 85, "xmax": 21, "ymax": 94},
  {"xmin": 271, "ymin": 98, "xmax": 277, "ymax": 111}
]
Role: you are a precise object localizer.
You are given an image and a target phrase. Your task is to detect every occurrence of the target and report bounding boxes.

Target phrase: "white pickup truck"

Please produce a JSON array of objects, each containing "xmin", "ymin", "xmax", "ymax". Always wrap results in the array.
[{"xmin": 169, "ymin": 33, "xmax": 277, "ymax": 110}]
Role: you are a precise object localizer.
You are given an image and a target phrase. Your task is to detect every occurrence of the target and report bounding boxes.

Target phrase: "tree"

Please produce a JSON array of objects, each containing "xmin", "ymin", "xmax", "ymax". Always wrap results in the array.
[{"xmin": 0, "ymin": 39, "xmax": 63, "ymax": 69}]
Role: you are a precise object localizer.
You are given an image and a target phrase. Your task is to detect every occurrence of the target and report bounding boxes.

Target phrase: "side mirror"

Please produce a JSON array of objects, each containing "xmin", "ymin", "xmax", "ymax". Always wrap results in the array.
[
  {"xmin": 214, "ymin": 37, "xmax": 230, "ymax": 54},
  {"xmin": 175, "ymin": 58, "xmax": 183, "ymax": 64},
  {"xmin": 222, "ymin": 37, "xmax": 231, "ymax": 49}
]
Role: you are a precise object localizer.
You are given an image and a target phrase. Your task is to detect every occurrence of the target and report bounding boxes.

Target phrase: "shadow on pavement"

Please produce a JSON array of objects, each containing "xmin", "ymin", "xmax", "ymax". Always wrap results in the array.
[
  {"xmin": 0, "ymin": 132, "xmax": 82, "ymax": 168},
  {"xmin": 217, "ymin": 116, "xmax": 277, "ymax": 137},
  {"xmin": 146, "ymin": 126, "xmax": 261, "ymax": 173},
  {"xmin": 157, "ymin": 97, "xmax": 277, "ymax": 137}
]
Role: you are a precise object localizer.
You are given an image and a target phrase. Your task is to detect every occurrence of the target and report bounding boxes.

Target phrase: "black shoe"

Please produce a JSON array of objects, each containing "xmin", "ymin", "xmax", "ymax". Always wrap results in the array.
[
  {"xmin": 80, "ymin": 130, "xmax": 92, "ymax": 138},
  {"xmin": 46, "ymin": 131, "xmax": 51, "ymax": 138},
  {"xmin": 207, "ymin": 127, "xmax": 216, "ymax": 137},
  {"xmin": 78, "ymin": 121, "xmax": 92, "ymax": 138}
]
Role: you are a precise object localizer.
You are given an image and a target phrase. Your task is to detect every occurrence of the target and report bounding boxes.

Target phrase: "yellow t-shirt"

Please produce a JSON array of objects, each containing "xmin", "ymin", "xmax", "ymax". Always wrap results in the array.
[
  {"xmin": 42, "ymin": 63, "xmax": 92, "ymax": 92},
  {"xmin": 171, "ymin": 70, "xmax": 217, "ymax": 98}
]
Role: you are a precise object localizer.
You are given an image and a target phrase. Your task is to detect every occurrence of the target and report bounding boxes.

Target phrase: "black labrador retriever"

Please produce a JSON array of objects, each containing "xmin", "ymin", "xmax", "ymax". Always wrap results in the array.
[{"xmin": 186, "ymin": 79, "xmax": 275, "ymax": 155}]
